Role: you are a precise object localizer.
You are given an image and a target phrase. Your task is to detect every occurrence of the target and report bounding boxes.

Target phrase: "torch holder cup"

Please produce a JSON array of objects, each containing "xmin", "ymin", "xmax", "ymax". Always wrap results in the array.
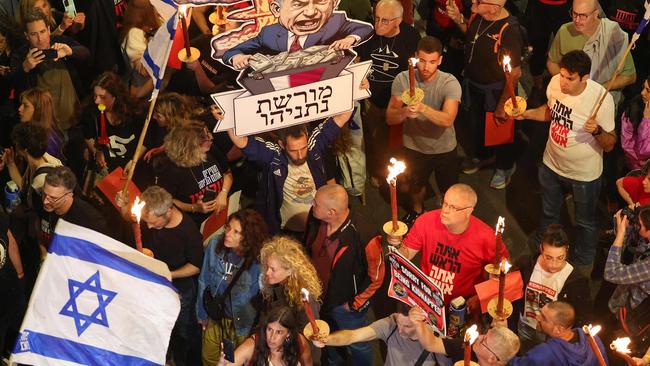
[
  {"xmin": 504, "ymin": 96, "xmax": 527, "ymax": 118},
  {"xmin": 401, "ymin": 88, "xmax": 424, "ymax": 106},
  {"xmin": 178, "ymin": 47, "xmax": 201, "ymax": 63},
  {"xmin": 487, "ymin": 298, "xmax": 513, "ymax": 321},
  {"xmin": 303, "ymin": 319, "xmax": 330, "ymax": 341}
]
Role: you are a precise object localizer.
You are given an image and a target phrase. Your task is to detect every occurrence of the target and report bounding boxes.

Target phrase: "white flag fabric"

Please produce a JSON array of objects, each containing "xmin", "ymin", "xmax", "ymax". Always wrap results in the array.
[
  {"xmin": 11, "ymin": 219, "xmax": 180, "ymax": 366},
  {"xmin": 142, "ymin": 0, "xmax": 178, "ymax": 97}
]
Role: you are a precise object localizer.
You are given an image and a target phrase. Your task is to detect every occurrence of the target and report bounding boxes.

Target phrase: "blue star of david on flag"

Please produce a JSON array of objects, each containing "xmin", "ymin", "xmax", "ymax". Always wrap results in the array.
[{"xmin": 60, "ymin": 271, "xmax": 117, "ymax": 336}]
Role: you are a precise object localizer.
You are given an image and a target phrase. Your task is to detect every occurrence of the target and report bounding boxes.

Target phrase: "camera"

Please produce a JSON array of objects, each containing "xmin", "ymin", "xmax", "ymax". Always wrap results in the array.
[{"xmin": 621, "ymin": 205, "xmax": 640, "ymax": 222}]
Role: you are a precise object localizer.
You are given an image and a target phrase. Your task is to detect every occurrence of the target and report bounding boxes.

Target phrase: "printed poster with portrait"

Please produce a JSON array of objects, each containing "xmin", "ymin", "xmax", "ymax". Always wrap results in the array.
[
  {"xmin": 174, "ymin": 0, "xmax": 373, "ymax": 135},
  {"xmin": 387, "ymin": 251, "xmax": 447, "ymax": 336}
]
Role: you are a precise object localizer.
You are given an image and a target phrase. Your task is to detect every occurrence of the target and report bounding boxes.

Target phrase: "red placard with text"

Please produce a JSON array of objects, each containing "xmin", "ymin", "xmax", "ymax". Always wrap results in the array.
[{"xmin": 387, "ymin": 251, "xmax": 446, "ymax": 336}]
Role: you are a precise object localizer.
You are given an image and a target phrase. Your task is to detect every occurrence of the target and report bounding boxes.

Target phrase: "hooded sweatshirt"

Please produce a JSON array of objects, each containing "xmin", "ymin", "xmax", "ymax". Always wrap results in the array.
[{"xmin": 509, "ymin": 328, "xmax": 609, "ymax": 366}]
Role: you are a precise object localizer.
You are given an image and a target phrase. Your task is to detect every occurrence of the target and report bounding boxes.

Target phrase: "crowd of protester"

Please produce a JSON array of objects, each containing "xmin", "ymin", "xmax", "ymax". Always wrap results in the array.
[{"xmin": 0, "ymin": 0, "xmax": 649, "ymax": 364}]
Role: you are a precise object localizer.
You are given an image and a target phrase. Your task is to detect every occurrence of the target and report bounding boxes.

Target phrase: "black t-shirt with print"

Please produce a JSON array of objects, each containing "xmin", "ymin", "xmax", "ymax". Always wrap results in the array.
[
  {"xmin": 464, "ymin": 15, "xmax": 523, "ymax": 84},
  {"xmin": 356, "ymin": 23, "xmax": 422, "ymax": 108},
  {"xmin": 42, "ymin": 197, "xmax": 110, "ymax": 248},
  {"xmin": 156, "ymin": 150, "xmax": 230, "ymax": 225},
  {"xmin": 82, "ymin": 109, "xmax": 146, "ymax": 172},
  {"xmin": 141, "ymin": 213, "xmax": 203, "ymax": 292}
]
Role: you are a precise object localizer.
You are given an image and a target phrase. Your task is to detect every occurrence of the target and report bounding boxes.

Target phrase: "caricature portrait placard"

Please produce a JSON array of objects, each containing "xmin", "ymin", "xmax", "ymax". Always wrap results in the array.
[{"xmin": 176, "ymin": 0, "xmax": 373, "ymax": 135}]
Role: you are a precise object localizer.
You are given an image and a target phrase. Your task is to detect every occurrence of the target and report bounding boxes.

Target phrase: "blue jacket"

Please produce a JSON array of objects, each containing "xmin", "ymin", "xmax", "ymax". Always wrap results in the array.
[
  {"xmin": 509, "ymin": 328, "xmax": 609, "ymax": 366},
  {"xmin": 222, "ymin": 12, "xmax": 373, "ymax": 64},
  {"xmin": 241, "ymin": 118, "xmax": 342, "ymax": 234},
  {"xmin": 196, "ymin": 237, "xmax": 261, "ymax": 338}
]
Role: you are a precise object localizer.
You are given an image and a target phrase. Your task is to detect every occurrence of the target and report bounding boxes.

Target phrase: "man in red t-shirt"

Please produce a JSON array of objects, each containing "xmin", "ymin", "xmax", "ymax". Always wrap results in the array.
[
  {"xmin": 391, "ymin": 184, "xmax": 509, "ymax": 309},
  {"xmin": 616, "ymin": 170, "xmax": 650, "ymax": 207}
]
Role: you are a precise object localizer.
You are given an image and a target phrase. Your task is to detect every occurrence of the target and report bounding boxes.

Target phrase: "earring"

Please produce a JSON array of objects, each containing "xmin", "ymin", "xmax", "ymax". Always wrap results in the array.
[{"xmin": 285, "ymin": 335, "xmax": 291, "ymax": 343}]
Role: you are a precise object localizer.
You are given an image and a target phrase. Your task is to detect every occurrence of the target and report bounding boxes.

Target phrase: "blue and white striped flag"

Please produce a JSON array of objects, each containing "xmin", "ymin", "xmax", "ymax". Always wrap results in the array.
[
  {"xmin": 11, "ymin": 220, "xmax": 180, "ymax": 366},
  {"xmin": 632, "ymin": 0, "xmax": 650, "ymax": 43},
  {"xmin": 142, "ymin": 0, "xmax": 179, "ymax": 98}
]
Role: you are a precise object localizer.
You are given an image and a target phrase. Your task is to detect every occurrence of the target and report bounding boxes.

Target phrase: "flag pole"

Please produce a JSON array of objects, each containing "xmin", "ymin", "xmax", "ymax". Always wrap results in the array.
[
  {"xmin": 589, "ymin": 2, "xmax": 649, "ymax": 120},
  {"xmin": 121, "ymin": 93, "xmax": 158, "ymax": 198},
  {"xmin": 119, "ymin": 4, "xmax": 181, "ymax": 198},
  {"xmin": 588, "ymin": 41, "xmax": 634, "ymax": 120}
]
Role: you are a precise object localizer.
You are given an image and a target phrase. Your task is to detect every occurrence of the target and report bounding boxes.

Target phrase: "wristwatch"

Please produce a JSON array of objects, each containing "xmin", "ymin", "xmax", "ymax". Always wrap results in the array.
[{"xmin": 592, "ymin": 125, "xmax": 602, "ymax": 136}]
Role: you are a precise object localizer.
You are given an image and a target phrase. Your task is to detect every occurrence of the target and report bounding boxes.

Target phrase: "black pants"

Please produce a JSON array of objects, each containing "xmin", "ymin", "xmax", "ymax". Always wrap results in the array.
[
  {"xmin": 399, "ymin": 147, "xmax": 460, "ymax": 196},
  {"xmin": 525, "ymin": 0, "xmax": 571, "ymax": 76}
]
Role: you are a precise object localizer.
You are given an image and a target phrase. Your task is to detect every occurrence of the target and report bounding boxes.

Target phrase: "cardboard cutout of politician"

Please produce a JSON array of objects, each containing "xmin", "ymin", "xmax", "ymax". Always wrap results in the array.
[{"xmin": 176, "ymin": 0, "xmax": 373, "ymax": 136}]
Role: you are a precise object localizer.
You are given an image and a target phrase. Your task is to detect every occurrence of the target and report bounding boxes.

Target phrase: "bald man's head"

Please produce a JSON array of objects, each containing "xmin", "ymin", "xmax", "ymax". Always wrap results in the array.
[
  {"xmin": 376, "ymin": 0, "xmax": 404, "ymax": 17},
  {"xmin": 312, "ymin": 184, "xmax": 349, "ymax": 222},
  {"xmin": 448, "ymin": 183, "xmax": 478, "ymax": 207},
  {"xmin": 546, "ymin": 301, "xmax": 576, "ymax": 329},
  {"xmin": 571, "ymin": 0, "xmax": 600, "ymax": 34}
]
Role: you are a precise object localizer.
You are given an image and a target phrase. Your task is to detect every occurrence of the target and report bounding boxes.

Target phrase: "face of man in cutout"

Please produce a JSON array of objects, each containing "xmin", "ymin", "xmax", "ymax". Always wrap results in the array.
[{"xmin": 270, "ymin": 0, "xmax": 338, "ymax": 36}]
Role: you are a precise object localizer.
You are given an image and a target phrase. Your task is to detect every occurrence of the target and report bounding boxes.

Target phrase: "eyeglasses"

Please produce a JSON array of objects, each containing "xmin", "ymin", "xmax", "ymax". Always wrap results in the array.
[
  {"xmin": 569, "ymin": 9, "xmax": 596, "ymax": 20},
  {"xmin": 373, "ymin": 16, "xmax": 400, "ymax": 25},
  {"xmin": 480, "ymin": 336, "xmax": 501, "ymax": 362},
  {"xmin": 475, "ymin": 0, "xmax": 503, "ymax": 7},
  {"xmin": 441, "ymin": 201, "xmax": 473, "ymax": 212},
  {"xmin": 43, "ymin": 191, "xmax": 70, "ymax": 204}
]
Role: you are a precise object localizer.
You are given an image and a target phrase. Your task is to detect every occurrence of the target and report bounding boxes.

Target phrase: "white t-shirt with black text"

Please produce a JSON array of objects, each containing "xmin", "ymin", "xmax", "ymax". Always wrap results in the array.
[{"xmin": 543, "ymin": 75, "xmax": 615, "ymax": 181}]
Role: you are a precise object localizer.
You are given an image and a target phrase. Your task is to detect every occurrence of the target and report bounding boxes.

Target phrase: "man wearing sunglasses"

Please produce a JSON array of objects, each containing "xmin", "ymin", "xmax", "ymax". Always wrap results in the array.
[
  {"xmin": 509, "ymin": 301, "xmax": 609, "ymax": 366},
  {"xmin": 547, "ymin": 0, "xmax": 636, "ymax": 105},
  {"xmin": 390, "ymin": 184, "xmax": 509, "ymax": 312},
  {"xmin": 410, "ymin": 307, "xmax": 520, "ymax": 365}
]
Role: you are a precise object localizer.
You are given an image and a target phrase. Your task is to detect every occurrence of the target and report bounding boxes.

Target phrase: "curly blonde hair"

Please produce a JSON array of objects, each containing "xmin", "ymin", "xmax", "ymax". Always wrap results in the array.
[
  {"xmin": 260, "ymin": 236, "xmax": 322, "ymax": 309},
  {"xmin": 154, "ymin": 92, "xmax": 204, "ymax": 130},
  {"xmin": 163, "ymin": 120, "xmax": 207, "ymax": 167}
]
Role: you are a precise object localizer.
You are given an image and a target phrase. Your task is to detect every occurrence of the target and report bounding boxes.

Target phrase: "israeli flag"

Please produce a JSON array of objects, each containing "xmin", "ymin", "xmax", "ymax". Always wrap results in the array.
[
  {"xmin": 142, "ymin": 0, "xmax": 179, "ymax": 98},
  {"xmin": 633, "ymin": 0, "xmax": 650, "ymax": 43},
  {"xmin": 11, "ymin": 220, "xmax": 180, "ymax": 366}
]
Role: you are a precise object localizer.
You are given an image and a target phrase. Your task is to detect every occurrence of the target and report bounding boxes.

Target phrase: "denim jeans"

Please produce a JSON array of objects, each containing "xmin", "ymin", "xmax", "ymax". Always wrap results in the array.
[
  {"xmin": 170, "ymin": 282, "xmax": 201, "ymax": 366},
  {"xmin": 537, "ymin": 164, "xmax": 601, "ymax": 265},
  {"xmin": 324, "ymin": 304, "xmax": 373, "ymax": 366}
]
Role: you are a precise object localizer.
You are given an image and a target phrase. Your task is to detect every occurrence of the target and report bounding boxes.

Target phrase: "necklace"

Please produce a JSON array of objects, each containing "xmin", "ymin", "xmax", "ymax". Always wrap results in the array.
[
  {"xmin": 189, "ymin": 161, "xmax": 206, "ymax": 189},
  {"xmin": 468, "ymin": 17, "xmax": 497, "ymax": 64},
  {"xmin": 379, "ymin": 33, "xmax": 398, "ymax": 72}
]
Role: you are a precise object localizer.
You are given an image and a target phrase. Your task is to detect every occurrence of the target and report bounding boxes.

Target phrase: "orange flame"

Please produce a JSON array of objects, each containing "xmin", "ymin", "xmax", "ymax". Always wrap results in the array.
[
  {"xmin": 131, "ymin": 196, "xmax": 145, "ymax": 223},
  {"xmin": 386, "ymin": 158, "xmax": 406, "ymax": 185}
]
